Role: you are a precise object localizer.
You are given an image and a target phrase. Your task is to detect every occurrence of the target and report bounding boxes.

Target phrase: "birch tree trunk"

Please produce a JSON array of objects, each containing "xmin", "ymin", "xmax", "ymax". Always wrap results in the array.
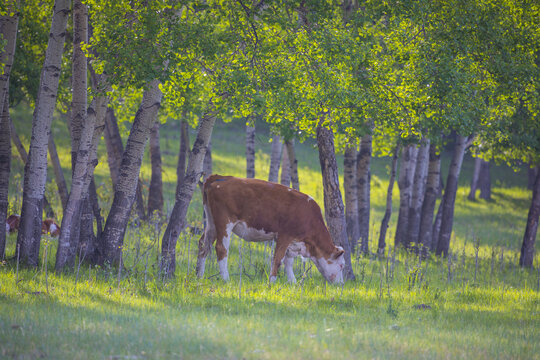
[
  {"xmin": 520, "ymin": 165, "xmax": 540, "ymax": 267},
  {"xmin": 280, "ymin": 143, "xmax": 291, "ymax": 187},
  {"xmin": 479, "ymin": 160, "xmax": 491, "ymax": 200},
  {"xmin": 343, "ymin": 144, "xmax": 359, "ymax": 253},
  {"xmin": 418, "ymin": 143, "xmax": 441, "ymax": 255},
  {"xmin": 9, "ymin": 119, "xmax": 55, "ymax": 218},
  {"xmin": 436, "ymin": 134, "xmax": 471, "ymax": 257},
  {"xmin": 48, "ymin": 136, "xmax": 68, "ymax": 210},
  {"xmin": 176, "ymin": 120, "xmax": 190, "ymax": 197},
  {"xmin": 16, "ymin": 0, "xmax": 70, "ymax": 266},
  {"xmin": 357, "ymin": 134, "xmax": 372, "ymax": 254},
  {"xmin": 405, "ymin": 139, "xmax": 430, "ymax": 248},
  {"xmin": 285, "ymin": 139, "xmax": 299, "ymax": 190},
  {"xmin": 69, "ymin": 0, "xmax": 87, "ymax": 174},
  {"xmin": 55, "ymin": 94, "xmax": 97, "ymax": 270},
  {"xmin": 100, "ymin": 80, "xmax": 163, "ymax": 265},
  {"xmin": 56, "ymin": 96, "xmax": 108, "ymax": 270},
  {"xmin": 378, "ymin": 144, "xmax": 399, "ymax": 254},
  {"xmin": 468, "ymin": 157, "xmax": 482, "ymax": 200},
  {"xmin": 394, "ymin": 144, "xmax": 418, "ymax": 247},
  {"xmin": 203, "ymin": 141, "xmax": 212, "ymax": 181},
  {"xmin": 431, "ymin": 197, "xmax": 444, "ymax": 252},
  {"xmin": 162, "ymin": 107, "xmax": 217, "ymax": 276},
  {"xmin": 528, "ymin": 166, "xmax": 538, "ymax": 190},
  {"xmin": 148, "ymin": 121, "xmax": 164, "ymax": 217},
  {"xmin": 55, "ymin": 0, "xmax": 92, "ymax": 271},
  {"xmin": 246, "ymin": 123, "xmax": 256, "ymax": 178},
  {"xmin": 316, "ymin": 124, "xmax": 355, "ymax": 281},
  {"xmin": 104, "ymin": 107, "xmax": 146, "ymax": 220},
  {"xmin": 0, "ymin": 95, "xmax": 11, "ymax": 260},
  {"xmin": 79, "ymin": 97, "xmax": 108, "ymax": 264},
  {"xmin": 268, "ymin": 135, "xmax": 282, "ymax": 183},
  {"xmin": 0, "ymin": 8, "xmax": 19, "ymax": 121},
  {"xmin": 88, "ymin": 178, "xmax": 102, "ymax": 239},
  {"xmin": 104, "ymin": 108, "xmax": 123, "ymax": 187}
]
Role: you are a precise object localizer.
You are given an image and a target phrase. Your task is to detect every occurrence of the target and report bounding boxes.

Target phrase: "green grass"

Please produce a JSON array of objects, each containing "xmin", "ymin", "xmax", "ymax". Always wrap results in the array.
[{"xmin": 1, "ymin": 103, "xmax": 539, "ymax": 359}]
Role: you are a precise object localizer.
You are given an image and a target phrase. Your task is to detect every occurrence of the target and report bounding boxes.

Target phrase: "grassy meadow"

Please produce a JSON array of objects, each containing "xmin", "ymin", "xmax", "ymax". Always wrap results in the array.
[{"xmin": 1, "ymin": 104, "xmax": 539, "ymax": 359}]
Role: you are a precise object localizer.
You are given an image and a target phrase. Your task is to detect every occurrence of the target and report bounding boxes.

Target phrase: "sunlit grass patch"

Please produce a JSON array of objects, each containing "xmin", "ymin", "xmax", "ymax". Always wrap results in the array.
[{"xmin": 3, "ymin": 104, "xmax": 539, "ymax": 359}]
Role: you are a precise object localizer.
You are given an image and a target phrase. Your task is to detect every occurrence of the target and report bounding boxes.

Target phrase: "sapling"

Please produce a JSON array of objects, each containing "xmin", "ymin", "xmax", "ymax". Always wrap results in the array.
[
  {"xmin": 490, "ymin": 249, "xmax": 496, "ymax": 286},
  {"xmin": 144, "ymin": 252, "xmax": 149, "ymax": 287},
  {"xmin": 536, "ymin": 264, "xmax": 540, "ymax": 292},
  {"xmin": 447, "ymin": 250, "xmax": 452, "ymax": 283},
  {"xmin": 42, "ymin": 239, "xmax": 49, "ymax": 294},
  {"xmin": 378, "ymin": 261, "xmax": 384, "ymax": 299},
  {"xmin": 238, "ymin": 239, "xmax": 243, "ymax": 300},
  {"xmin": 117, "ymin": 248, "xmax": 123, "ymax": 288},
  {"xmin": 75, "ymin": 245, "xmax": 84, "ymax": 287},
  {"xmin": 15, "ymin": 243, "xmax": 19, "ymax": 284},
  {"xmin": 474, "ymin": 237, "xmax": 480, "ymax": 285}
]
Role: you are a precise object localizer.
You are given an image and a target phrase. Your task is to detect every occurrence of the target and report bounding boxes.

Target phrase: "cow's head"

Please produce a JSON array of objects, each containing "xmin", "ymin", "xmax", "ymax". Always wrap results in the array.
[{"xmin": 314, "ymin": 246, "xmax": 345, "ymax": 284}]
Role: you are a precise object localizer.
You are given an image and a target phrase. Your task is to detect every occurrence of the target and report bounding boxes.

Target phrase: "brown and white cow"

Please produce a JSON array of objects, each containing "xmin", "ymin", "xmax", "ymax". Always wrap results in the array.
[{"xmin": 196, "ymin": 175, "xmax": 345, "ymax": 284}]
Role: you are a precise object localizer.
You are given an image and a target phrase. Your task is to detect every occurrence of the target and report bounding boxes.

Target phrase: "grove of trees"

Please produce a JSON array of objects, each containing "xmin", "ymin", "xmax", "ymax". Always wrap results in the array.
[{"xmin": 0, "ymin": 0, "xmax": 538, "ymax": 279}]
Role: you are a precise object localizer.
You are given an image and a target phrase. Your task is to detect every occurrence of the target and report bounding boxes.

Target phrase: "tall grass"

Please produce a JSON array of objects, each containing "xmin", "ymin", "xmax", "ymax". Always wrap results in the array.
[{"xmin": 2, "ymin": 104, "xmax": 539, "ymax": 359}]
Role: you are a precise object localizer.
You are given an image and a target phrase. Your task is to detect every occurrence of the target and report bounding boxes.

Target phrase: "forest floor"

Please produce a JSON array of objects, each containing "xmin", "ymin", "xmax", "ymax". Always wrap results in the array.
[{"xmin": 1, "ymin": 105, "xmax": 539, "ymax": 359}]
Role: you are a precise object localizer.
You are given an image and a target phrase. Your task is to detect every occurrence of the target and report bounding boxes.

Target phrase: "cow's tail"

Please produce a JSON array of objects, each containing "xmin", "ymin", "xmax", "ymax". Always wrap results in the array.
[{"xmin": 196, "ymin": 175, "xmax": 220, "ymax": 277}]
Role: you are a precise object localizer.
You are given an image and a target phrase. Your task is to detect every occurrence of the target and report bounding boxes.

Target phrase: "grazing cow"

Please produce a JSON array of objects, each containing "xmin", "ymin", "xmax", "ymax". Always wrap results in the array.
[
  {"xmin": 5, "ymin": 214, "xmax": 60, "ymax": 237},
  {"xmin": 42, "ymin": 219, "xmax": 60, "ymax": 237},
  {"xmin": 6, "ymin": 214, "xmax": 20, "ymax": 233},
  {"xmin": 196, "ymin": 175, "xmax": 345, "ymax": 284}
]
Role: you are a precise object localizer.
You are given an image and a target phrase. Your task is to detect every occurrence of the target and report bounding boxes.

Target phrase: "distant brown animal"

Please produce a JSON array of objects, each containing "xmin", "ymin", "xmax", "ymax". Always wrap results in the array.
[
  {"xmin": 42, "ymin": 219, "xmax": 60, "ymax": 237},
  {"xmin": 196, "ymin": 175, "xmax": 345, "ymax": 284},
  {"xmin": 6, "ymin": 214, "xmax": 20, "ymax": 233},
  {"xmin": 5, "ymin": 214, "xmax": 60, "ymax": 237}
]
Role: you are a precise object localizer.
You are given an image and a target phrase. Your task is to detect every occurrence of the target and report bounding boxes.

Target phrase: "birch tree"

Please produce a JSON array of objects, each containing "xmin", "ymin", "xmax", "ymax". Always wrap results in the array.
[
  {"xmin": 246, "ymin": 121, "xmax": 256, "ymax": 178},
  {"xmin": 0, "ymin": 3, "xmax": 19, "ymax": 121},
  {"xmin": 16, "ymin": 0, "xmax": 70, "ymax": 266},
  {"xmin": 148, "ymin": 121, "xmax": 164, "ymax": 217},
  {"xmin": 0, "ymin": 95, "xmax": 10, "ymax": 260}
]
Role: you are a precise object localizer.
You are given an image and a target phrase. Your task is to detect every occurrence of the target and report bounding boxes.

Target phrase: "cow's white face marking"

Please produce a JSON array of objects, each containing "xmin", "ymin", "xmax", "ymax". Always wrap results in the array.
[{"xmin": 314, "ymin": 246, "xmax": 345, "ymax": 284}]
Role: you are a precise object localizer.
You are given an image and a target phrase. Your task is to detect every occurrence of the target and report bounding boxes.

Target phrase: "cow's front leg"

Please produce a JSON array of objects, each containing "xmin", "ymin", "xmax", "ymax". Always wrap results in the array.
[{"xmin": 215, "ymin": 223, "xmax": 233, "ymax": 281}]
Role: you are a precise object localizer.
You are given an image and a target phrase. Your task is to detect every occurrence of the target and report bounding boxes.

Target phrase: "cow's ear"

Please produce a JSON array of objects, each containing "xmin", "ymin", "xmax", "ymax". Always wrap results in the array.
[{"xmin": 334, "ymin": 246, "xmax": 344, "ymax": 259}]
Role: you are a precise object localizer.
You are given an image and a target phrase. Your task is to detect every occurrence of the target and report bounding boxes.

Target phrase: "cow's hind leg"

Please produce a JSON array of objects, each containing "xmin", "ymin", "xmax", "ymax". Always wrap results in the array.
[
  {"xmin": 283, "ymin": 251, "xmax": 297, "ymax": 284},
  {"xmin": 216, "ymin": 222, "xmax": 234, "ymax": 281},
  {"xmin": 196, "ymin": 225, "xmax": 216, "ymax": 278},
  {"xmin": 270, "ymin": 237, "xmax": 292, "ymax": 283}
]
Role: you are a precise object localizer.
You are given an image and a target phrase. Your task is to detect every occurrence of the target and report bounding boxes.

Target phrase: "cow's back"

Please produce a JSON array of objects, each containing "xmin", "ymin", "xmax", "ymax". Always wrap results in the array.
[{"xmin": 203, "ymin": 175, "xmax": 327, "ymax": 240}]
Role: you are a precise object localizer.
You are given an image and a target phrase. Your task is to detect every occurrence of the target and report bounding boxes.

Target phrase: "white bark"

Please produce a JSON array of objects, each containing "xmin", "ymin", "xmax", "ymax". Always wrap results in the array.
[{"xmin": 16, "ymin": 0, "xmax": 71, "ymax": 266}]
